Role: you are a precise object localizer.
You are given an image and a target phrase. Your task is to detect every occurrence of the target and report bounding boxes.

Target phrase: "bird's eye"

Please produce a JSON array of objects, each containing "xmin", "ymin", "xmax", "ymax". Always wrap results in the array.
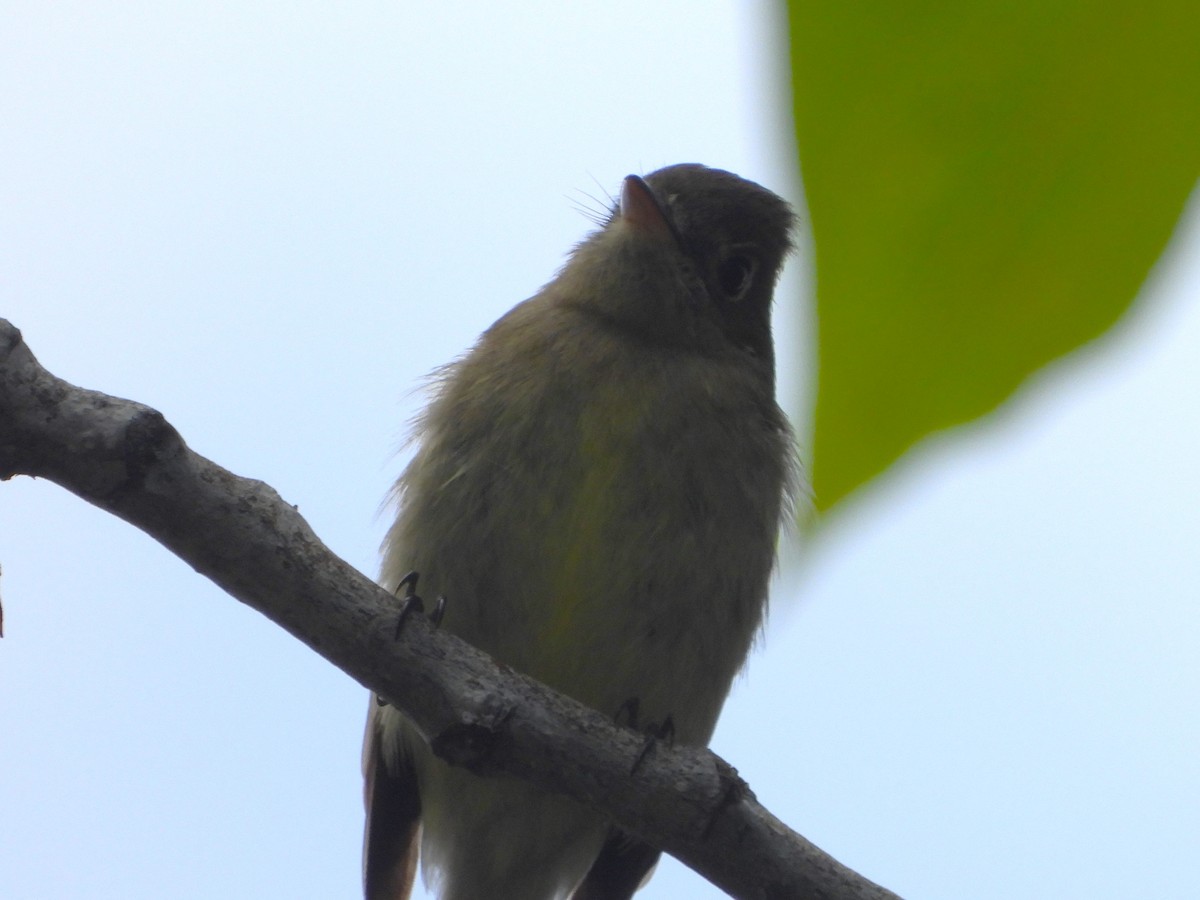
[{"xmin": 716, "ymin": 254, "xmax": 755, "ymax": 299}]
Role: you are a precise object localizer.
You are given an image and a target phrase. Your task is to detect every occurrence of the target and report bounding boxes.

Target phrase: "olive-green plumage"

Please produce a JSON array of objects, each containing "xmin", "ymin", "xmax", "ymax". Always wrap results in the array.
[{"xmin": 363, "ymin": 164, "xmax": 797, "ymax": 900}]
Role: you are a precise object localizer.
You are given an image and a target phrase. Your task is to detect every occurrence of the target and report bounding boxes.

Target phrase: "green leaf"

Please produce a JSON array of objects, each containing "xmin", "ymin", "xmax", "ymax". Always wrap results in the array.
[{"xmin": 789, "ymin": 0, "xmax": 1200, "ymax": 514}]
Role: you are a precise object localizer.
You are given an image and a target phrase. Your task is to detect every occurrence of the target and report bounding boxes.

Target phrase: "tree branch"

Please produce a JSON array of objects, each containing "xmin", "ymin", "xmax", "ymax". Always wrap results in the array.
[{"xmin": 0, "ymin": 318, "xmax": 899, "ymax": 900}]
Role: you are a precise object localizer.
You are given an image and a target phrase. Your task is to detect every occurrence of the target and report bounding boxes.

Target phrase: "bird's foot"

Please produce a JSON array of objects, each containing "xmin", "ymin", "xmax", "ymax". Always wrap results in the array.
[
  {"xmin": 376, "ymin": 571, "xmax": 446, "ymax": 707},
  {"xmin": 702, "ymin": 758, "xmax": 753, "ymax": 839},
  {"xmin": 620, "ymin": 702, "xmax": 674, "ymax": 776},
  {"xmin": 391, "ymin": 570, "xmax": 447, "ymax": 638}
]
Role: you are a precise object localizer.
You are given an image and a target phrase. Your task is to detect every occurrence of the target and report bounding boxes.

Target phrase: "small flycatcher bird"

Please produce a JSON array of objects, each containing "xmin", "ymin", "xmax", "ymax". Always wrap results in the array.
[{"xmin": 363, "ymin": 163, "xmax": 796, "ymax": 900}]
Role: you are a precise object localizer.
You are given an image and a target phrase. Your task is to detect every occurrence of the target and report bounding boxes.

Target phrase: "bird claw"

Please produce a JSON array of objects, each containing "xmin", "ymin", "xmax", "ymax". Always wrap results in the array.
[
  {"xmin": 614, "ymin": 697, "xmax": 641, "ymax": 730},
  {"xmin": 429, "ymin": 594, "xmax": 447, "ymax": 628},
  {"xmin": 377, "ymin": 572, "xmax": 447, "ymax": 708},
  {"xmin": 702, "ymin": 758, "xmax": 752, "ymax": 839},
  {"xmin": 629, "ymin": 710, "xmax": 675, "ymax": 775},
  {"xmin": 391, "ymin": 571, "xmax": 448, "ymax": 639},
  {"xmin": 393, "ymin": 570, "xmax": 425, "ymax": 639}
]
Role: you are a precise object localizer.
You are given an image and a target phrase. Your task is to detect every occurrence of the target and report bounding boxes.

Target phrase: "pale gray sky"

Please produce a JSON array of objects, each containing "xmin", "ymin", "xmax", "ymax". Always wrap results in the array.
[{"xmin": 2, "ymin": 3, "xmax": 1197, "ymax": 898}]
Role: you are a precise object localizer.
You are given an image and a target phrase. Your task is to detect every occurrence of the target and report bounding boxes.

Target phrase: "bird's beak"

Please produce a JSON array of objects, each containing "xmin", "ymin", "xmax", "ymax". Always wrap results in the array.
[{"xmin": 620, "ymin": 175, "xmax": 676, "ymax": 244}]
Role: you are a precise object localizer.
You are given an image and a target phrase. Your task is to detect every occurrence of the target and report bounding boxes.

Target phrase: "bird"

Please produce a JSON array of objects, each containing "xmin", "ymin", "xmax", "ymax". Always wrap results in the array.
[{"xmin": 363, "ymin": 163, "xmax": 797, "ymax": 900}]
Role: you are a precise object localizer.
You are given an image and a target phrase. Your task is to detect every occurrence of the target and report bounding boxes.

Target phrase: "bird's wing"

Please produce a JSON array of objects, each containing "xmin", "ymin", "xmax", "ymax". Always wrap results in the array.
[
  {"xmin": 363, "ymin": 700, "xmax": 422, "ymax": 900},
  {"xmin": 571, "ymin": 827, "xmax": 660, "ymax": 900}
]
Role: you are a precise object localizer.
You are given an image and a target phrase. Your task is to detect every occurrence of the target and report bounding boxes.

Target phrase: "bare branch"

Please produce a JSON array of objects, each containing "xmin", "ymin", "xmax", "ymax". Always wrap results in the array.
[{"xmin": 0, "ymin": 318, "xmax": 899, "ymax": 900}]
